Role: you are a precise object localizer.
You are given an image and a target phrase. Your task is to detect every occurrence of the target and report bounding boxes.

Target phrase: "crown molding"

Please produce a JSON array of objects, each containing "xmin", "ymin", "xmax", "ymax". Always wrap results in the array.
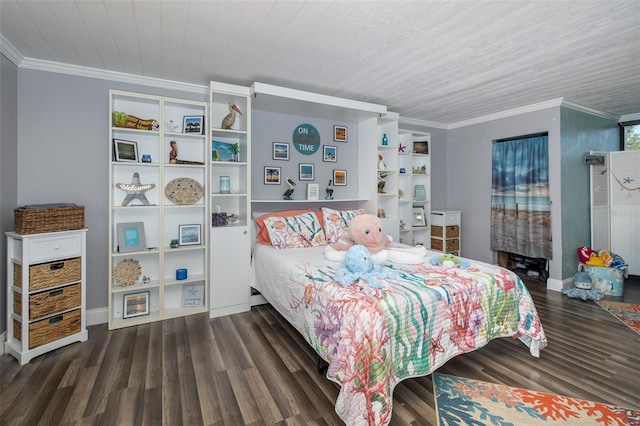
[
  {"xmin": 399, "ymin": 116, "xmax": 447, "ymax": 130},
  {"xmin": 560, "ymin": 100, "xmax": 620, "ymax": 121},
  {"xmin": 0, "ymin": 34, "xmax": 24, "ymax": 66},
  {"xmin": 447, "ymin": 99, "xmax": 565, "ymax": 129},
  {"xmin": 619, "ymin": 112, "xmax": 640, "ymax": 123},
  {"xmin": 18, "ymin": 57, "xmax": 208, "ymax": 95}
]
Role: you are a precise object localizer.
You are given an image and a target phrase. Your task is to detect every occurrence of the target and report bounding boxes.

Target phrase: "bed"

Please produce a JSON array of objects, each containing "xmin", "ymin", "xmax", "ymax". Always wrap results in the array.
[{"xmin": 251, "ymin": 208, "xmax": 547, "ymax": 425}]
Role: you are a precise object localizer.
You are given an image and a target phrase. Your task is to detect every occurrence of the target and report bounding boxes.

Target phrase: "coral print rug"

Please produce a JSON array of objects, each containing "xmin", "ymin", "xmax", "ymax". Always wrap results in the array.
[
  {"xmin": 596, "ymin": 301, "xmax": 640, "ymax": 335},
  {"xmin": 433, "ymin": 373, "xmax": 640, "ymax": 425}
]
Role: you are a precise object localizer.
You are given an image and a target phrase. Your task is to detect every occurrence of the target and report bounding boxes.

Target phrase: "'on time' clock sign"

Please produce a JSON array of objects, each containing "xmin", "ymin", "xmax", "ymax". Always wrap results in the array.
[{"xmin": 293, "ymin": 123, "xmax": 320, "ymax": 155}]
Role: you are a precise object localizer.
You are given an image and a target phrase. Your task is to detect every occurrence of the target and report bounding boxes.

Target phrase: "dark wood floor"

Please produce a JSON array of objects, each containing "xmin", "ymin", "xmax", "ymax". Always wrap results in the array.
[{"xmin": 2, "ymin": 276, "xmax": 639, "ymax": 425}]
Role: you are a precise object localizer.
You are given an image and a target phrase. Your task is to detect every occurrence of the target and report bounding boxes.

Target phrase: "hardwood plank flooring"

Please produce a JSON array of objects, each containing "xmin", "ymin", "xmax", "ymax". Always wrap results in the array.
[{"xmin": 2, "ymin": 276, "xmax": 639, "ymax": 425}]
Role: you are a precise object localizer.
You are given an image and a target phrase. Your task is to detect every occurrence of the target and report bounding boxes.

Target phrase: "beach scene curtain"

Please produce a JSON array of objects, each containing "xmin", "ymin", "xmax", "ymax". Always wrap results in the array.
[{"xmin": 491, "ymin": 134, "xmax": 552, "ymax": 259}]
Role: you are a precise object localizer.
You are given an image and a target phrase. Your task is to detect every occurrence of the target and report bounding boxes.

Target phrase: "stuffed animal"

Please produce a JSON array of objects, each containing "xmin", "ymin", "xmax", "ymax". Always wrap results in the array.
[
  {"xmin": 561, "ymin": 271, "xmax": 604, "ymax": 301},
  {"xmin": 324, "ymin": 214, "xmax": 426, "ymax": 264},
  {"xmin": 430, "ymin": 254, "xmax": 470, "ymax": 269},
  {"xmin": 334, "ymin": 245, "xmax": 391, "ymax": 288}
]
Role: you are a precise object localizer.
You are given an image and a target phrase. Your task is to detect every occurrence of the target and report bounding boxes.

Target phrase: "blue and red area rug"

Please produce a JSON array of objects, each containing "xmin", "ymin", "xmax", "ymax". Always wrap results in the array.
[{"xmin": 434, "ymin": 373, "xmax": 640, "ymax": 425}]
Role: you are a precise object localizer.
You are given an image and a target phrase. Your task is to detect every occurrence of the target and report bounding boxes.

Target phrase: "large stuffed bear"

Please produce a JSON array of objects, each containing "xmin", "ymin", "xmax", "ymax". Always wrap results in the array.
[{"xmin": 324, "ymin": 213, "xmax": 426, "ymax": 264}]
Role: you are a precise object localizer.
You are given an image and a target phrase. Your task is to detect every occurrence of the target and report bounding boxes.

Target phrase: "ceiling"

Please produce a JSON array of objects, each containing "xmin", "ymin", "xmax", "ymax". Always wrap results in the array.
[{"xmin": 1, "ymin": 1, "xmax": 639, "ymax": 126}]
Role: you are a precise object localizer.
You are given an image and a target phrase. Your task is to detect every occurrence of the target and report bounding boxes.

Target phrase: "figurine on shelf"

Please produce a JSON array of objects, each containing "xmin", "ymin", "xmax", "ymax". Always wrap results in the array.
[
  {"xmin": 170, "ymin": 141, "xmax": 178, "ymax": 164},
  {"xmin": 283, "ymin": 177, "xmax": 296, "ymax": 200},
  {"xmin": 326, "ymin": 179, "xmax": 334, "ymax": 200},
  {"xmin": 378, "ymin": 171, "xmax": 388, "ymax": 194},
  {"xmin": 378, "ymin": 154, "xmax": 387, "ymax": 170},
  {"xmin": 221, "ymin": 103, "xmax": 242, "ymax": 129}
]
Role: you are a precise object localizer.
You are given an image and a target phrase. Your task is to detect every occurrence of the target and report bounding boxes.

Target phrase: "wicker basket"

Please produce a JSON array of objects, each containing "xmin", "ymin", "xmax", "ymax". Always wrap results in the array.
[
  {"xmin": 17, "ymin": 308, "xmax": 82, "ymax": 349},
  {"xmin": 14, "ymin": 204, "xmax": 84, "ymax": 235}
]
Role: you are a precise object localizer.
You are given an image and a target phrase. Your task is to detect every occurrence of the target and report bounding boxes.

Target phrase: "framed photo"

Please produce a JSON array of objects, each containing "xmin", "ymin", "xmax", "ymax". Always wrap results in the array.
[
  {"xmin": 323, "ymin": 145, "xmax": 337, "ymax": 162},
  {"xmin": 413, "ymin": 141, "xmax": 429, "ymax": 154},
  {"xmin": 333, "ymin": 169, "xmax": 347, "ymax": 186},
  {"xmin": 123, "ymin": 291, "xmax": 150, "ymax": 319},
  {"xmin": 299, "ymin": 163, "xmax": 314, "ymax": 181},
  {"xmin": 334, "ymin": 125, "xmax": 347, "ymax": 142},
  {"xmin": 212, "ymin": 141, "xmax": 237, "ymax": 162},
  {"xmin": 413, "ymin": 207, "xmax": 426, "ymax": 227},
  {"xmin": 178, "ymin": 224, "xmax": 201, "ymax": 246},
  {"xmin": 183, "ymin": 115, "xmax": 204, "ymax": 134},
  {"xmin": 264, "ymin": 166, "xmax": 281, "ymax": 185},
  {"xmin": 113, "ymin": 139, "xmax": 139, "ymax": 162},
  {"xmin": 182, "ymin": 284, "xmax": 204, "ymax": 307},
  {"xmin": 273, "ymin": 142, "xmax": 290, "ymax": 160},
  {"xmin": 117, "ymin": 222, "xmax": 146, "ymax": 252}
]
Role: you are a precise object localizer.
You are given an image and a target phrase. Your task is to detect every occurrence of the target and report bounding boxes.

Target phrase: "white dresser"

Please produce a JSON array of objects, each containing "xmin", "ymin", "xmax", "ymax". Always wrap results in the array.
[{"xmin": 430, "ymin": 210, "xmax": 461, "ymax": 256}]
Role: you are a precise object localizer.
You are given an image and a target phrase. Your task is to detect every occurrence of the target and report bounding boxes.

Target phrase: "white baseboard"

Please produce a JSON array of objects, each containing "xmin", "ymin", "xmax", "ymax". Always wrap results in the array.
[
  {"xmin": 547, "ymin": 277, "xmax": 568, "ymax": 292},
  {"xmin": 87, "ymin": 307, "xmax": 109, "ymax": 326},
  {"xmin": 1, "ymin": 331, "xmax": 6, "ymax": 355}
]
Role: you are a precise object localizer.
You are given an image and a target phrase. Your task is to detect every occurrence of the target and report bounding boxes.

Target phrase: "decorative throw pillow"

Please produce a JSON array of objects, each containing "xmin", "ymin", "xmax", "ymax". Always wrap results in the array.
[
  {"xmin": 254, "ymin": 208, "xmax": 313, "ymax": 245},
  {"xmin": 321, "ymin": 207, "xmax": 364, "ymax": 243},
  {"xmin": 263, "ymin": 211, "xmax": 326, "ymax": 249}
]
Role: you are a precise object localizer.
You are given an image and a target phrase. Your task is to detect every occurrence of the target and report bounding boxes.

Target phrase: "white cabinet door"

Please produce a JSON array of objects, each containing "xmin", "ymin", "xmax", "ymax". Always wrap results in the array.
[{"xmin": 210, "ymin": 226, "xmax": 250, "ymax": 317}]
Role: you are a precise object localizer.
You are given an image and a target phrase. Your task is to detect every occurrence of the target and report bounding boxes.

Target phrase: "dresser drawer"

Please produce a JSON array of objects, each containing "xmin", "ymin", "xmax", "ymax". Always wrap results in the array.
[
  {"xmin": 17, "ymin": 257, "xmax": 82, "ymax": 292},
  {"xmin": 28, "ymin": 233, "xmax": 82, "ymax": 263},
  {"xmin": 14, "ymin": 308, "xmax": 82, "ymax": 349},
  {"xmin": 431, "ymin": 211, "xmax": 460, "ymax": 226},
  {"xmin": 29, "ymin": 283, "xmax": 81, "ymax": 320}
]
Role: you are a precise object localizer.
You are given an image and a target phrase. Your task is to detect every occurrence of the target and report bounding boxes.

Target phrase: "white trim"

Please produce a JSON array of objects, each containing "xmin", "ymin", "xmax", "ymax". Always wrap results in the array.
[
  {"xmin": 547, "ymin": 277, "xmax": 567, "ymax": 292},
  {"xmin": 19, "ymin": 57, "xmax": 208, "ymax": 95},
  {"xmin": 561, "ymin": 100, "xmax": 620, "ymax": 121},
  {"xmin": 620, "ymin": 113, "xmax": 640, "ymax": 123},
  {"xmin": 0, "ymin": 331, "xmax": 6, "ymax": 355},
  {"xmin": 87, "ymin": 307, "xmax": 109, "ymax": 326},
  {"xmin": 0, "ymin": 34, "xmax": 23, "ymax": 66},
  {"xmin": 399, "ymin": 116, "xmax": 447, "ymax": 129},
  {"xmin": 448, "ymin": 99, "xmax": 565, "ymax": 129}
]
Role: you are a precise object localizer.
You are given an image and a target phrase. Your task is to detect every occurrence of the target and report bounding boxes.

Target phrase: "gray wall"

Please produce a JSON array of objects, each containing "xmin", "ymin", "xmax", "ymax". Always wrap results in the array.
[
  {"xmin": 16, "ymin": 68, "xmax": 207, "ymax": 314},
  {"xmin": 559, "ymin": 107, "xmax": 619, "ymax": 278},
  {"xmin": 1, "ymin": 53, "xmax": 19, "ymax": 333},
  {"xmin": 445, "ymin": 108, "xmax": 563, "ymax": 281}
]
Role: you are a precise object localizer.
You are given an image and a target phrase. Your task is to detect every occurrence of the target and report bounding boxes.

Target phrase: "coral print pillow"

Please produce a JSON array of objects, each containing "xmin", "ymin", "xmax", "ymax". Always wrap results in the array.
[
  {"xmin": 264, "ymin": 211, "xmax": 326, "ymax": 249},
  {"xmin": 321, "ymin": 207, "xmax": 364, "ymax": 243}
]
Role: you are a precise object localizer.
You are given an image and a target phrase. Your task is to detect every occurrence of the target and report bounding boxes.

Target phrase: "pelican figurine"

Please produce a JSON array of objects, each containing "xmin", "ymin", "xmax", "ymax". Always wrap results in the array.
[
  {"xmin": 283, "ymin": 177, "xmax": 296, "ymax": 200},
  {"xmin": 325, "ymin": 180, "xmax": 334, "ymax": 200},
  {"xmin": 221, "ymin": 103, "xmax": 242, "ymax": 129}
]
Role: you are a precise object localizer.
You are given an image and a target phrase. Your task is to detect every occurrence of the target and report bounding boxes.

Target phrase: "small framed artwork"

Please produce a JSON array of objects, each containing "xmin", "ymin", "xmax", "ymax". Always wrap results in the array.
[
  {"xmin": 413, "ymin": 141, "xmax": 429, "ymax": 154},
  {"xmin": 183, "ymin": 115, "xmax": 204, "ymax": 134},
  {"xmin": 182, "ymin": 284, "xmax": 204, "ymax": 307},
  {"xmin": 264, "ymin": 166, "xmax": 281, "ymax": 185},
  {"xmin": 299, "ymin": 163, "xmax": 314, "ymax": 181},
  {"xmin": 113, "ymin": 139, "xmax": 139, "ymax": 162},
  {"xmin": 273, "ymin": 142, "xmax": 290, "ymax": 160},
  {"xmin": 333, "ymin": 169, "xmax": 347, "ymax": 186},
  {"xmin": 413, "ymin": 207, "xmax": 427, "ymax": 227},
  {"xmin": 123, "ymin": 291, "xmax": 150, "ymax": 319},
  {"xmin": 117, "ymin": 222, "xmax": 146, "ymax": 252},
  {"xmin": 178, "ymin": 224, "xmax": 201, "ymax": 246},
  {"xmin": 323, "ymin": 145, "xmax": 337, "ymax": 162},
  {"xmin": 334, "ymin": 125, "xmax": 347, "ymax": 142}
]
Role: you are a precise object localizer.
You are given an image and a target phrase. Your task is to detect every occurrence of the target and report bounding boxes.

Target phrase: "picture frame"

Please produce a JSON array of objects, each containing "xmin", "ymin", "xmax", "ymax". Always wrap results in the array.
[
  {"xmin": 413, "ymin": 141, "xmax": 429, "ymax": 154},
  {"xmin": 123, "ymin": 291, "xmax": 150, "ymax": 319},
  {"xmin": 273, "ymin": 142, "xmax": 290, "ymax": 160},
  {"xmin": 183, "ymin": 115, "xmax": 204, "ymax": 134},
  {"xmin": 413, "ymin": 207, "xmax": 427, "ymax": 227},
  {"xmin": 414, "ymin": 184, "xmax": 427, "ymax": 201},
  {"xmin": 178, "ymin": 224, "xmax": 201, "ymax": 246},
  {"xmin": 334, "ymin": 125, "xmax": 347, "ymax": 142},
  {"xmin": 117, "ymin": 222, "xmax": 146, "ymax": 252},
  {"xmin": 182, "ymin": 284, "xmax": 204, "ymax": 307},
  {"xmin": 299, "ymin": 163, "xmax": 314, "ymax": 181},
  {"xmin": 212, "ymin": 141, "xmax": 238, "ymax": 162},
  {"xmin": 323, "ymin": 145, "xmax": 337, "ymax": 162},
  {"xmin": 333, "ymin": 169, "xmax": 347, "ymax": 186},
  {"xmin": 264, "ymin": 166, "xmax": 281, "ymax": 185},
  {"xmin": 113, "ymin": 138, "xmax": 139, "ymax": 162}
]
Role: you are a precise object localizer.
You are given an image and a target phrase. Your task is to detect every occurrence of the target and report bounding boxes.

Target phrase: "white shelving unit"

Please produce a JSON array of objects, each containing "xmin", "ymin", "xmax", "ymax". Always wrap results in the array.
[
  {"xmin": 108, "ymin": 90, "xmax": 209, "ymax": 329},
  {"xmin": 430, "ymin": 209, "xmax": 461, "ymax": 255},
  {"xmin": 398, "ymin": 130, "xmax": 432, "ymax": 246},
  {"xmin": 376, "ymin": 113, "xmax": 400, "ymax": 242},
  {"xmin": 209, "ymin": 82, "xmax": 252, "ymax": 318}
]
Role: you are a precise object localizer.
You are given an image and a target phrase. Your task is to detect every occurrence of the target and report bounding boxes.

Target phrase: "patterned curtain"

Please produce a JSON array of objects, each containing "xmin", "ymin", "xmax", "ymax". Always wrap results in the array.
[{"xmin": 490, "ymin": 135, "xmax": 552, "ymax": 259}]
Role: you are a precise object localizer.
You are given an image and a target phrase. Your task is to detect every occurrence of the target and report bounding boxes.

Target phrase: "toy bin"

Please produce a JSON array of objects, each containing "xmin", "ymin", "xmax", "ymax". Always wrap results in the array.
[{"xmin": 579, "ymin": 264, "xmax": 625, "ymax": 297}]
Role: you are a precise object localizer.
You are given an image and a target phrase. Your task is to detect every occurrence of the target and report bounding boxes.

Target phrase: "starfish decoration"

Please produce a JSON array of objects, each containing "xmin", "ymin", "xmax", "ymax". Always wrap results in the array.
[
  {"xmin": 623, "ymin": 177, "xmax": 634, "ymax": 184},
  {"xmin": 116, "ymin": 172, "xmax": 155, "ymax": 206},
  {"xmin": 398, "ymin": 143, "xmax": 406, "ymax": 153}
]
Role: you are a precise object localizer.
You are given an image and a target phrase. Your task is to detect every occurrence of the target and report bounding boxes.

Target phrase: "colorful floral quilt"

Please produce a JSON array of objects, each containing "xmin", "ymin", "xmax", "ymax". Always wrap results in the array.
[{"xmin": 252, "ymin": 245, "xmax": 547, "ymax": 426}]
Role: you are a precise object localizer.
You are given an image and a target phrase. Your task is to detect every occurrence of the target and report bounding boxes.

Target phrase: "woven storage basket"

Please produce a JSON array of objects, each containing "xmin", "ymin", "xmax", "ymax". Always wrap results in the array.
[
  {"xmin": 25, "ymin": 308, "xmax": 81, "ymax": 349},
  {"xmin": 29, "ymin": 283, "xmax": 81, "ymax": 320},
  {"xmin": 27, "ymin": 257, "xmax": 81, "ymax": 292},
  {"xmin": 14, "ymin": 204, "xmax": 84, "ymax": 235}
]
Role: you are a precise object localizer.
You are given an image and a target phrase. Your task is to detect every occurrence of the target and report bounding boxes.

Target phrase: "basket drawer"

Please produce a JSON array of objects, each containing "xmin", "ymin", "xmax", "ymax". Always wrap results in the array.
[
  {"xmin": 446, "ymin": 239, "xmax": 460, "ymax": 251},
  {"xmin": 431, "ymin": 238, "xmax": 443, "ymax": 251},
  {"xmin": 24, "ymin": 257, "xmax": 81, "ymax": 292},
  {"xmin": 25, "ymin": 309, "xmax": 81, "ymax": 349},
  {"xmin": 431, "ymin": 225, "xmax": 458, "ymax": 238},
  {"xmin": 29, "ymin": 283, "xmax": 81, "ymax": 320}
]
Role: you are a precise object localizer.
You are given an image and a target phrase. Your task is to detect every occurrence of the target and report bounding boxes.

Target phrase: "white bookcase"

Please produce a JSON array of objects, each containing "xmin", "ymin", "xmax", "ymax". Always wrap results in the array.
[
  {"xmin": 398, "ymin": 130, "xmax": 432, "ymax": 246},
  {"xmin": 108, "ymin": 90, "xmax": 209, "ymax": 329},
  {"xmin": 209, "ymin": 82, "xmax": 252, "ymax": 318},
  {"xmin": 376, "ymin": 114, "xmax": 400, "ymax": 242}
]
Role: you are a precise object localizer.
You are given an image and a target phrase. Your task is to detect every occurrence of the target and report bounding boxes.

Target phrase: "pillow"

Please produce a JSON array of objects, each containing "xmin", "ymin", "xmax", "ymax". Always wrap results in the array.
[
  {"xmin": 321, "ymin": 207, "xmax": 364, "ymax": 243},
  {"xmin": 263, "ymin": 211, "xmax": 326, "ymax": 249},
  {"xmin": 255, "ymin": 208, "xmax": 312, "ymax": 245}
]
